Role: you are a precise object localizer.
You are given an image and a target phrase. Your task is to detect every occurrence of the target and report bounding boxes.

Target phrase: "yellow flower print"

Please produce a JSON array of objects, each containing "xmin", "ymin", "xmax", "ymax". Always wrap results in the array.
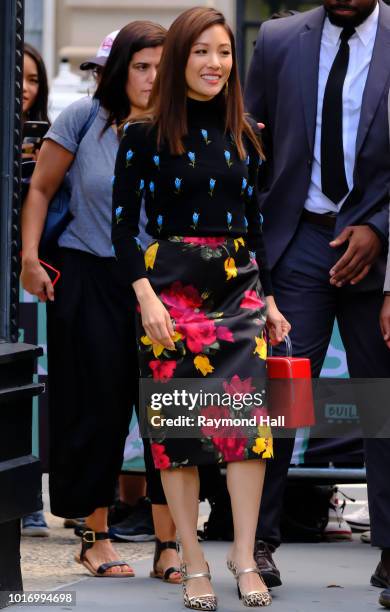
[
  {"xmin": 234, "ymin": 237, "xmax": 245, "ymax": 252},
  {"xmin": 141, "ymin": 331, "xmax": 182, "ymax": 358},
  {"xmin": 144, "ymin": 242, "xmax": 159, "ymax": 271},
  {"xmin": 194, "ymin": 355, "xmax": 214, "ymax": 376},
  {"xmin": 252, "ymin": 436, "xmax": 273, "ymax": 458},
  {"xmin": 253, "ymin": 336, "xmax": 267, "ymax": 360},
  {"xmin": 224, "ymin": 257, "xmax": 238, "ymax": 281},
  {"xmin": 257, "ymin": 425, "xmax": 271, "ymax": 438}
]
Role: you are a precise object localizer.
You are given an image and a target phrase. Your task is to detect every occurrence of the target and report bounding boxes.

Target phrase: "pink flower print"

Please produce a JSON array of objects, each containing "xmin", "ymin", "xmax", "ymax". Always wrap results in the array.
[{"xmin": 240, "ymin": 290, "xmax": 265, "ymax": 310}]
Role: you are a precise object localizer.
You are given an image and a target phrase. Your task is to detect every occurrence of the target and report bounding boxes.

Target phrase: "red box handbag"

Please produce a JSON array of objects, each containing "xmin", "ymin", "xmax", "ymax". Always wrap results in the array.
[{"xmin": 267, "ymin": 336, "xmax": 315, "ymax": 428}]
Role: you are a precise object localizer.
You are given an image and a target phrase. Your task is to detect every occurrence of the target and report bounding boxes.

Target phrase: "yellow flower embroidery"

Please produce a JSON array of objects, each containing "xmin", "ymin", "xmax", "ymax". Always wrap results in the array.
[
  {"xmin": 224, "ymin": 257, "xmax": 238, "ymax": 280},
  {"xmin": 252, "ymin": 436, "xmax": 273, "ymax": 458},
  {"xmin": 234, "ymin": 237, "xmax": 245, "ymax": 252},
  {"xmin": 144, "ymin": 242, "xmax": 159, "ymax": 270},
  {"xmin": 194, "ymin": 355, "xmax": 214, "ymax": 376},
  {"xmin": 253, "ymin": 336, "xmax": 267, "ymax": 360},
  {"xmin": 141, "ymin": 331, "xmax": 182, "ymax": 358}
]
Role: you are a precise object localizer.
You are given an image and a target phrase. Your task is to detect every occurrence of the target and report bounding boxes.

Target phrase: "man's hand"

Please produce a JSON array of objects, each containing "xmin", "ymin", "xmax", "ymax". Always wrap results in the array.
[
  {"xmin": 329, "ymin": 225, "xmax": 382, "ymax": 287},
  {"xmin": 380, "ymin": 296, "xmax": 390, "ymax": 349}
]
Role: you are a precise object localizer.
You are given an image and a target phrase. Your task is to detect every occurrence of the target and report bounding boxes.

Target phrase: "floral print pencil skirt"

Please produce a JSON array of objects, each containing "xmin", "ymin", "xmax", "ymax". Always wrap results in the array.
[{"xmin": 137, "ymin": 236, "xmax": 273, "ymax": 469}]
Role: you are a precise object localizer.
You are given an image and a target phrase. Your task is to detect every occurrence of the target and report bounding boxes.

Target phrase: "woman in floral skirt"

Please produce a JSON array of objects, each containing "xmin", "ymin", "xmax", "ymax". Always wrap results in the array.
[{"xmin": 112, "ymin": 7, "xmax": 290, "ymax": 609}]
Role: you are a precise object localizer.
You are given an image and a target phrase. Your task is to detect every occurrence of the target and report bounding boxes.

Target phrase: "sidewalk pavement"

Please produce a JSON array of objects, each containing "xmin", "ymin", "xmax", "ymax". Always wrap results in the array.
[
  {"xmin": 18, "ymin": 536, "xmax": 383, "ymax": 612},
  {"xmin": 20, "ymin": 513, "xmax": 155, "ymax": 592}
]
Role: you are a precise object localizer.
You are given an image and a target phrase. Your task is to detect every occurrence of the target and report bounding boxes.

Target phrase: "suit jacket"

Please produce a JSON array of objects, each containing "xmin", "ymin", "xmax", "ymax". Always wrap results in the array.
[
  {"xmin": 245, "ymin": 1, "xmax": 390, "ymax": 289},
  {"xmin": 386, "ymin": 90, "xmax": 390, "ymax": 292}
]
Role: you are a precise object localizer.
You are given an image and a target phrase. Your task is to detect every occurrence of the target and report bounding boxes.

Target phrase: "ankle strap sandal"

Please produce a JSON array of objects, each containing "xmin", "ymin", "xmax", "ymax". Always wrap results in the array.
[
  {"xmin": 74, "ymin": 529, "xmax": 135, "ymax": 578},
  {"xmin": 149, "ymin": 538, "xmax": 181, "ymax": 583}
]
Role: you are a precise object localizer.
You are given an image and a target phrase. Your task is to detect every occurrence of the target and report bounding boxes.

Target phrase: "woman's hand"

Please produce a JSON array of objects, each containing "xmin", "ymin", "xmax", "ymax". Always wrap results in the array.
[
  {"xmin": 140, "ymin": 294, "xmax": 175, "ymax": 349},
  {"xmin": 134, "ymin": 279, "xmax": 175, "ymax": 349},
  {"xmin": 380, "ymin": 295, "xmax": 390, "ymax": 349},
  {"xmin": 21, "ymin": 259, "xmax": 54, "ymax": 302},
  {"xmin": 265, "ymin": 296, "xmax": 291, "ymax": 345}
]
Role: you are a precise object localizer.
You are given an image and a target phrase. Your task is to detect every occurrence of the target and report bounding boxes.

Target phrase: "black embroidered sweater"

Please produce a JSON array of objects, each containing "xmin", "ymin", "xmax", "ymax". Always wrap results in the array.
[{"xmin": 112, "ymin": 95, "xmax": 272, "ymax": 295}]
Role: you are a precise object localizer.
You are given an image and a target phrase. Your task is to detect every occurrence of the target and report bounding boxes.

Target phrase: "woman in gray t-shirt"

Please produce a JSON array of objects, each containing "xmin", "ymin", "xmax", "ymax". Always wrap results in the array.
[{"xmin": 21, "ymin": 22, "xmax": 181, "ymax": 582}]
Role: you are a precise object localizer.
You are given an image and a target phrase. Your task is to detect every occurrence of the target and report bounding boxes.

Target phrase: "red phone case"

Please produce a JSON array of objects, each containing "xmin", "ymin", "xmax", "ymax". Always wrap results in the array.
[{"xmin": 38, "ymin": 259, "xmax": 61, "ymax": 287}]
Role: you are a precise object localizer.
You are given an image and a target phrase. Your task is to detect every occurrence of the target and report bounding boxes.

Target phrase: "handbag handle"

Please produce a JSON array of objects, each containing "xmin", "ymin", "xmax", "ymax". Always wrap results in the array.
[{"xmin": 268, "ymin": 334, "xmax": 292, "ymax": 357}]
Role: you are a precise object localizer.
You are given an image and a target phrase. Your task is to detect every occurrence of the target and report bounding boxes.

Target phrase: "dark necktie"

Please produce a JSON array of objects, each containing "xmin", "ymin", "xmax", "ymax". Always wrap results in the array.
[{"xmin": 321, "ymin": 27, "xmax": 355, "ymax": 204}]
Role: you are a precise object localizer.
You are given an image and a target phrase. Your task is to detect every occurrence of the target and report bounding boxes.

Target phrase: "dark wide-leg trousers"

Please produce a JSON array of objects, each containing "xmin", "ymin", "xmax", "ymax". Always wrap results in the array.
[
  {"xmin": 256, "ymin": 220, "xmax": 390, "ymax": 548},
  {"xmin": 46, "ymin": 248, "xmax": 138, "ymax": 518}
]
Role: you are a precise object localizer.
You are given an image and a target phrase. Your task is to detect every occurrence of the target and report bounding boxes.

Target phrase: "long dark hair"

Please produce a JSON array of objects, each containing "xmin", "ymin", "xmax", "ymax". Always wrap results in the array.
[
  {"xmin": 148, "ymin": 7, "xmax": 263, "ymax": 159},
  {"xmin": 23, "ymin": 43, "xmax": 50, "ymax": 124},
  {"xmin": 95, "ymin": 21, "xmax": 167, "ymax": 132}
]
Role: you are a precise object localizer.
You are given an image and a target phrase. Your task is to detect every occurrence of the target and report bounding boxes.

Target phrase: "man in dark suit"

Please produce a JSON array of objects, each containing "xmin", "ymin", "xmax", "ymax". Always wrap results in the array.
[{"xmin": 245, "ymin": 0, "xmax": 390, "ymax": 593}]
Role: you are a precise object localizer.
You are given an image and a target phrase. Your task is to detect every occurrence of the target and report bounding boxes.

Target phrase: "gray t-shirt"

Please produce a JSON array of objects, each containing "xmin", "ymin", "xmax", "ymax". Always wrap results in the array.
[{"xmin": 45, "ymin": 96, "xmax": 151, "ymax": 257}]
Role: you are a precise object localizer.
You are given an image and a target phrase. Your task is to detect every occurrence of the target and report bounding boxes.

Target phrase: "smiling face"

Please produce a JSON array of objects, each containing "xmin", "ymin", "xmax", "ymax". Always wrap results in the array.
[
  {"xmin": 185, "ymin": 24, "xmax": 233, "ymax": 102},
  {"xmin": 126, "ymin": 45, "xmax": 163, "ymax": 116},
  {"xmin": 323, "ymin": 0, "xmax": 378, "ymax": 27},
  {"xmin": 23, "ymin": 53, "xmax": 39, "ymax": 114}
]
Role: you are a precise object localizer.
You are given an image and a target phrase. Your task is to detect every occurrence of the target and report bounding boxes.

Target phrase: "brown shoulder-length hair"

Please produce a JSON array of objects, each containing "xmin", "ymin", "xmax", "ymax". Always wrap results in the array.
[
  {"xmin": 147, "ymin": 7, "xmax": 263, "ymax": 159},
  {"xmin": 95, "ymin": 21, "xmax": 167, "ymax": 132}
]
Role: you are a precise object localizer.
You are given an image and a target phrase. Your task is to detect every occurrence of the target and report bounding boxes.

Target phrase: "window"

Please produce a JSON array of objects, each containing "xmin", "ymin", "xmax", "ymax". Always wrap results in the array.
[{"xmin": 236, "ymin": 0, "xmax": 320, "ymax": 81}]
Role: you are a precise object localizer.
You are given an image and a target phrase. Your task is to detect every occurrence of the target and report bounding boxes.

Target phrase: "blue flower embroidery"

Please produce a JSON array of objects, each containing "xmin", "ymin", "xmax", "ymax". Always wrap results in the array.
[
  {"xmin": 224, "ymin": 150, "xmax": 232, "ymax": 167},
  {"xmin": 241, "ymin": 177, "xmax": 247, "ymax": 194},
  {"xmin": 244, "ymin": 216, "xmax": 248, "ymax": 228},
  {"xmin": 157, "ymin": 214, "xmax": 163, "ymax": 232},
  {"xmin": 258, "ymin": 156, "xmax": 263, "ymax": 166},
  {"xmin": 149, "ymin": 181, "xmax": 155, "ymax": 197},
  {"xmin": 136, "ymin": 179, "xmax": 145, "ymax": 196},
  {"xmin": 123, "ymin": 122, "xmax": 130, "ymax": 133},
  {"xmin": 174, "ymin": 178, "xmax": 182, "ymax": 194},
  {"xmin": 201, "ymin": 129, "xmax": 211, "ymax": 145},
  {"xmin": 245, "ymin": 155, "xmax": 250, "ymax": 166},
  {"xmin": 135, "ymin": 237, "xmax": 142, "ymax": 249},
  {"xmin": 227, "ymin": 211, "xmax": 232, "ymax": 230},
  {"xmin": 259, "ymin": 213, "xmax": 264, "ymax": 225},
  {"xmin": 111, "ymin": 176, "xmax": 115, "ymax": 186},
  {"xmin": 126, "ymin": 149, "xmax": 134, "ymax": 166},
  {"xmin": 188, "ymin": 151, "xmax": 196, "ymax": 167},
  {"xmin": 209, "ymin": 178, "xmax": 216, "ymax": 197},
  {"xmin": 247, "ymin": 185, "xmax": 254, "ymax": 198},
  {"xmin": 191, "ymin": 212, "xmax": 200, "ymax": 229},
  {"xmin": 153, "ymin": 155, "xmax": 160, "ymax": 169},
  {"xmin": 115, "ymin": 206, "xmax": 123, "ymax": 223}
]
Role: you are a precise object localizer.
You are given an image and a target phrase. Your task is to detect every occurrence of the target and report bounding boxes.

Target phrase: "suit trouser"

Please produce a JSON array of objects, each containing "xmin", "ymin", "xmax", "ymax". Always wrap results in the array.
[{"xmin": 255, "ymin": 220, "xmax": 390, "ymax": 548}]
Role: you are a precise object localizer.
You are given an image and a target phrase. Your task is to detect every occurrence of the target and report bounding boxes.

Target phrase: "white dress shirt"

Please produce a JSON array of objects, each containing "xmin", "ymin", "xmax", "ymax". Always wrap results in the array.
[{"xmin": 304, "ymin": 3, "xmax": 379, "ymax": 214}]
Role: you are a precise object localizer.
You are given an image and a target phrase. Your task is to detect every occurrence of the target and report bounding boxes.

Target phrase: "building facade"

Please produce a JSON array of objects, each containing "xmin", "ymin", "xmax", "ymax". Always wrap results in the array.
[{"xmin": 26, "ymin": 0, "xmax": 323, "ymax": 81}]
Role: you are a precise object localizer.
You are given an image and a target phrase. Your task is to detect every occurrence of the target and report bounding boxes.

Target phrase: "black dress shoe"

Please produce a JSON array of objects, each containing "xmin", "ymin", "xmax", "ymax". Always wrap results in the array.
[
  {"xmin": 380, "ymin": 588, "xmax": 390, "ymax": 608},
  {"xmin": 254, "ymin": 540, "xmax": 282, "ymax": 588},
  {"xmin": 371, "ymin": 561, "xmax": 390, "ymax": 589}
]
